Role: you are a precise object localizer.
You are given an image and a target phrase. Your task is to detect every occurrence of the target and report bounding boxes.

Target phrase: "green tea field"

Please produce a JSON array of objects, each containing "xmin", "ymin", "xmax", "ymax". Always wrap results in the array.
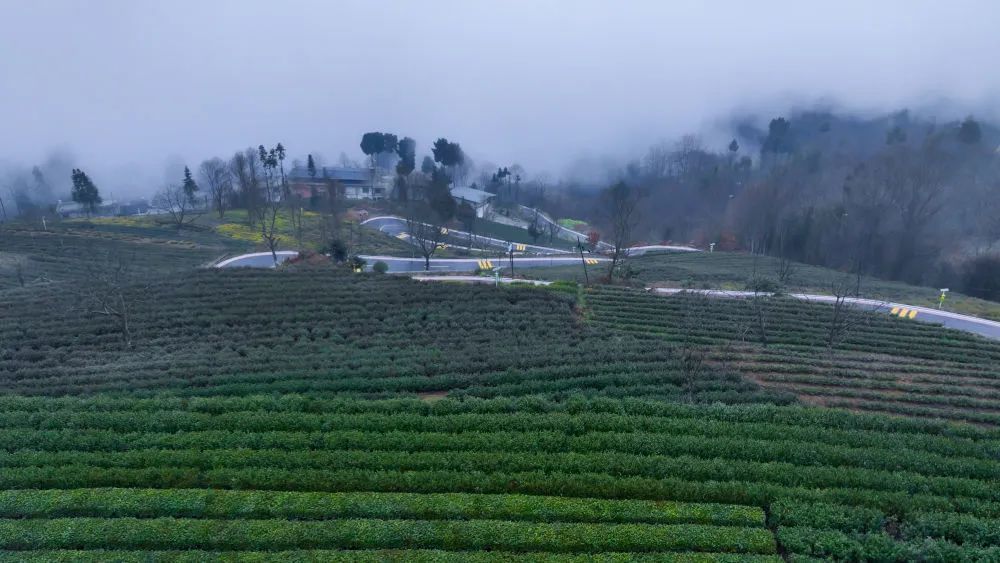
[{"xmin": 2, "ymin": 225, "xmax": 1000, "ymax": 560}]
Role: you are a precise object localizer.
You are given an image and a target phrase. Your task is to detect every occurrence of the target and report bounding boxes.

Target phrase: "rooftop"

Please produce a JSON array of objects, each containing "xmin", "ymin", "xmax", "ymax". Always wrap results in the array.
[
  {"xmin": 451, "ymin": 186, "xmax": 495, "ymax": 205},
  {"xmin": 288, "ymin": 166, "xmax": 371, "ymax": 183}
]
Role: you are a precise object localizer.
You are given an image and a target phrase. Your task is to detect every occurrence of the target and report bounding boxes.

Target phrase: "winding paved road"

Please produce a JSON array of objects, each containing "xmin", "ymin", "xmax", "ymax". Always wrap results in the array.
[
  {"xmin": 361, "ymin": 216, "xmax": 573, "ymax": 255},
  {"xmin": 215, "ymin": 251, "xmax": 608, "ymax": 273},
  {"xmin": 358, "ymin": 255, "xmax": 608, "ymax": 273},
  {"xmin": 216, "ymin": 251, "xmax": 298, "ymax": 268}
]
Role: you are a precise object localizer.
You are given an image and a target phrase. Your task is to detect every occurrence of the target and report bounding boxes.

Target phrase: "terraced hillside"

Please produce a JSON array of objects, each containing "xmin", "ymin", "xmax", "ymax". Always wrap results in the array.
[
  {"xmin": 0, "ymin": 223, "xmax": 237, "ymax": 291},
  {"xmin": 528, "ymin": 251, "xmax": 1000, "ymax": 321},
  {"xmin": 0, "ymin": 396, "xmax": 996, "ymax": 560},
  {"xmin": 587, "ymin": 286, "xmax": 1000, "ymax": 427},
  {"xmin": 0, "ymin": 269, "xmax": 787, "ymax": 405},
  {"xmin": 3, "ymin": 254, "xmax": 1000, "ymax": 558}
]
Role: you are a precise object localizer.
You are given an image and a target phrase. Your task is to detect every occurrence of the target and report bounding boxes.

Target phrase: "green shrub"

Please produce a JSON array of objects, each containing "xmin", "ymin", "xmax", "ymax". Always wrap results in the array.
[
  {"xmin": 743, "ymin": 276, "xmax": 781, "ymax": 294},
  {"xmin": 769, "ymin": 500, "xmax": 886, "ymax": 533},
  {"xmin": 0, "ymin": 517, "xmax": 776, "ymax": 554}
]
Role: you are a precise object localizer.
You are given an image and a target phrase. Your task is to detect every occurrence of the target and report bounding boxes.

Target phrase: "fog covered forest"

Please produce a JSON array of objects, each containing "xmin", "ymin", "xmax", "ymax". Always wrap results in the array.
[{"xmin": 540, "ymin": 110, "xmax": 1000, "ymax": 299}]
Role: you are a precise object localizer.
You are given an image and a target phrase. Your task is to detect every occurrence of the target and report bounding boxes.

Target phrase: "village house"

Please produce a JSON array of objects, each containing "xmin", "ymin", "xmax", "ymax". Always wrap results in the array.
[
  {"xmin": 450, "ymin": 186, "xmax": 495, "ymax": 218},
  {"xmin": 287, "ymin": 166, "xmax": 387, "ymax": 201}
]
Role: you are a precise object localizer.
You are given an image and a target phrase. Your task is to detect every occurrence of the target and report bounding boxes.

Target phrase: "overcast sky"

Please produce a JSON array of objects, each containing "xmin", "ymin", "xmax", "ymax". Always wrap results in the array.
[{"xmin": 2, "ymin": 0, "xmax": 999, "ymax": 195}]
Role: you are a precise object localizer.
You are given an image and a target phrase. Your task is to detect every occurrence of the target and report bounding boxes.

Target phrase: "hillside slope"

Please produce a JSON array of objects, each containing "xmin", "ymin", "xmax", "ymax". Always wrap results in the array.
[{"xmin": 3, "ymin": 238, "xmax": 1000, "ymax": 559}]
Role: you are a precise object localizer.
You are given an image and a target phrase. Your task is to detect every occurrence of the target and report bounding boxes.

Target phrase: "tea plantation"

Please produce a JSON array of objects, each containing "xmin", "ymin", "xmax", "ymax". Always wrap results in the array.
[
  {"xmin": 0, "ymin": 223, "xmax": 237, "ymax": 291},
  {"xmin": 527, "ymin": 251, "xmax": 1000, "ymax": 321},
  {"xmin": 2, "ymin": 235, "xmax": 1000, "ymax": 560}
]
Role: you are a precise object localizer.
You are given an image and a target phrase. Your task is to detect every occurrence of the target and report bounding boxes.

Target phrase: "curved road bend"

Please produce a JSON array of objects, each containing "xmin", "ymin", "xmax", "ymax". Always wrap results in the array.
[
  {"xmin": 216, "ymin": 251, "xmax": 299, "ymax": 268},
  {"xmin": 214, "ymin": 251, "xmax": 608, "ymax": 273},
  {"xmin": 359, "ymin": 255, "xmax": 609, "ymax": 273},
  {"xmin": 362, "ymin": 216, "xmax": 574, "ymax": 255}
]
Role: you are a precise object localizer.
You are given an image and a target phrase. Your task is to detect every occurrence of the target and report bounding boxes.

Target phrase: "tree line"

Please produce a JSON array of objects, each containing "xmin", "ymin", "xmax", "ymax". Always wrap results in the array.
[{"xmin": 539, "ymin": 111, "xmax": 1000, "ymax": 300}]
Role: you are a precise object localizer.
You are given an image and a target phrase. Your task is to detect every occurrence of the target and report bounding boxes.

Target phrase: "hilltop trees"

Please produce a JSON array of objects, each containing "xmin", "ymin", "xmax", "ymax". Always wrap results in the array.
[
  {"xmin": 153, "ymin": 167, "xmax": 204, "ymax": 231},
  {"xmin": 70, "ymin": 169, "xmax": 102, "ymax": 215},
  {"xmin": 199, "ymin": 158, "xmax": 232, "ymax": 218},
  {"xmin": 229, "ymin": 148, "xmax": 260, "ymax": 224},
  {"xmin": 432, "ymin": 138, "xmax": 464, "ymax": 182},
  {"xmin": 306, "ymin": 154, "xmax": 317, "ymax": 179},
  {"xmin": 761, "ymin": 117, "xmax": 794, "ymax": 157},
  {"xmin": 958, "ymin": 117, "xmax": 982, "ymax": 145},
  {"xmin": 181, "ymin": 167, "xmax": 199, "ymax": 203},
  {"xmin": 360, "ymin": 132, "xmax": 399, "ymax": 195},
  {"xmin": 255, "ymin": 143, "xmax": 286, "ymax": 264},
  {"xmin": 421, "ymin": 156, "xmax": 435, "ymax": 175},
  {"xmin": 394, "ymin": 137, "xmax": 417, "ymax": 201},
  {"xmin": 405, "ymin": 161, "xmax": 457, "ymax": 271}
]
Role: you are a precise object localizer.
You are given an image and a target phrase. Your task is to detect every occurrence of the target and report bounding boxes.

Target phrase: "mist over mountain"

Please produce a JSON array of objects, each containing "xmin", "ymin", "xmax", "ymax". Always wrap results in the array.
[{"xmin": 2, "ymin": 1, "xmax": 999, "ymax": 194}]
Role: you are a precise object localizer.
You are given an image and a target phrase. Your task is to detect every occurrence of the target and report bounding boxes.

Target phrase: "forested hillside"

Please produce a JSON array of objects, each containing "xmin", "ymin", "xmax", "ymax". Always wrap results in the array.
[{"xmin": 545, "ymin": 111, "xmax": 1000, "ymax": 301}]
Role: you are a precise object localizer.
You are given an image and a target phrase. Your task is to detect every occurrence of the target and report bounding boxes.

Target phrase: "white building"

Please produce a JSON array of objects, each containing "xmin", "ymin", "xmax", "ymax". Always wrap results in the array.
[{"xmin": 450, "ymin": 186, "xmax": 495, "ymax": 218}]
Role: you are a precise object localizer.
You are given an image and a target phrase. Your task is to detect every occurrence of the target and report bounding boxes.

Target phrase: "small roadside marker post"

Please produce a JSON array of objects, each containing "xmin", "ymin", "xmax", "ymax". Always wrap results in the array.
[
  {"xmin": 939, "ymin": 288, "xmax": 949, "ymax": 309},
  {"xmin": 493, "ymin": 267, "xmax": 502, "ymax": 288},
  {"xmin": 709, "ymin": 242, "xmax": 716, "ymax": 253}
]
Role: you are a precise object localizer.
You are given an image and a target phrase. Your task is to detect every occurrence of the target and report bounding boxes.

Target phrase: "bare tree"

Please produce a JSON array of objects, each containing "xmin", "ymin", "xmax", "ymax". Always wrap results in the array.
[
  {"xmin": 676, "ymin": 293, "xmax": 709, "ymax": 403},
  {"xmin": 405, "ymin": 204, "xmax": 449, "ymax": 271},
  {"xmin": 884, "ymin": 143, "xmax": 950, "ymax": 278},
  {"xmin": 642, "ymin": 140, "xmax": 672, "ymax": 179},
  {"xmin": 72, "ymin": 251, "xmax": 144, "ymax": 348},
  {"xmin": 747, "ymin": 256, "xmax": 770, "ymax": 347},
  {"xmin": 229, "ymin": 148, "xmax": 260, "ymax": 226},
  {"xmin": 152, "ymin": 183, "xmax": 202, "ymax": 231},
  {"xmin": 200, "ymin": 157, "xmax": 233, "ymax": 219},
  {"xmin": 845, "ymin": 141, "xmax": 950, "ymax": 280},
  {"xmin": 599, "ymin": 181, "xmax": 642, "ymax": 280},
  {"xmin": 546, "ymin": 218, "xmax": 559, "ymax": 244},
  {"xmin": 774, "ymin": 230, "xmax": 796, "ymax": 285},
  {"xmin": 825, "ymin": 274, "xmax": 879, "ymax": 350}
]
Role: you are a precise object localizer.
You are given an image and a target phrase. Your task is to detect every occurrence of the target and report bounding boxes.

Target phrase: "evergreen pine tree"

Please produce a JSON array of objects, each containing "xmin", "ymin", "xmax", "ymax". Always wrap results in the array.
[{"xmin": 182, "ymin": 166, "xmax": 199, "ymax": 203}]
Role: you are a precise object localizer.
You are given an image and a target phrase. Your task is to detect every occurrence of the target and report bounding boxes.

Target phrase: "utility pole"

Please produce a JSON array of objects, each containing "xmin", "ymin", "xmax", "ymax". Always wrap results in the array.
[
  {"xmin": 508, "ymin": 242, "xmax": 515, "ymax": 278},
  {"xmin": 578, "ymin": 238, "xmax": 589, "ymax": 284}
]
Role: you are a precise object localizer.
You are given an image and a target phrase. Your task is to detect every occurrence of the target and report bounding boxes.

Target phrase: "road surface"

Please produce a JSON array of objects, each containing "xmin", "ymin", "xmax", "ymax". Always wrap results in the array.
[
  {"xmin": 516, "ymin": 206, "xmax": 700, "ymax": 255},
  {"xmin": 216, "ymin": 251, "xmax": 298, "ymax": 268},
  {"xmin": 361, "ymin": 216, "xmax": 573, "ymax": 255},
  {"xmin": 214, "ymin": 251, "xmax": 607, "ymax": 273},
  {"xmin": 359, "ymin": 254, "xmax": 608, "ymax": 273},
  {"xmin": 625, "ymin": 245, "xmax": 700, "ymax": 256},
  {"xmin": 516, "ymin": 205, "xmax": 614, "ymax": 250}
]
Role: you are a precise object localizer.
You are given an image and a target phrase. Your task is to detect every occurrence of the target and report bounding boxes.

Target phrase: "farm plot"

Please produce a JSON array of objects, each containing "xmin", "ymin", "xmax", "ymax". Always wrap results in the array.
[
  {"xmin": 0, "ymin": 270, "xmax": 789, "ymax": 405},
  {"xmin": 0, "ymin": 225, "xmax": 233, "ymax": 291},
  {"xmin": 0, "ymin": 395, "xmax": 996, "ymax": 560},
  {"xmin": 525, "ymin": 251, "xmax": 1000, "ymax": 321},
  {"xmin": 587, "ymin": 286, "xmax": 1000, "ymax": 426}
]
